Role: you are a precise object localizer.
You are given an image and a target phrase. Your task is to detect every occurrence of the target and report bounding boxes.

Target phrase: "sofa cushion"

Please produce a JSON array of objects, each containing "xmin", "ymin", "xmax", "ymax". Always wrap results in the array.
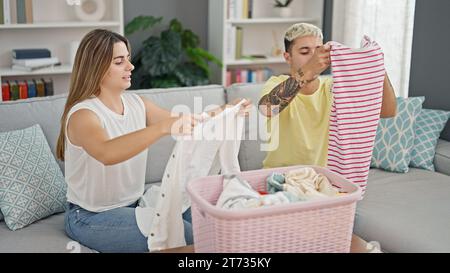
[
  {"xmin": 354, "ymin": 167, "xmax": 450, "ymax": 252},
  {"xmin": 371, "ymin": 97, "xmax": 425, "ymax": 173},
  {"xmin": 133, "ymin": 85, "xmax": 226, "ymax": 183},
  {"xmin": 434, "ymin": 139, "xmax": 450, "ymax": 176},
  {"xmin": 0, "ymin": 213, "xmax": 95, "ymax": 253},
  {"xmin": 0, "ymin": 95, "xmax": 67, "ymax": 173},
  {"xmin": 0, "ymin": 124, "xmax": 67, "ymax": 231},
  {"xmin": 410, "ymin": 109, "xmax": 450, "ymax": 171},
  {"xmin": 225, "ymin": 83, "xmax": 266, "ymax": 171}
]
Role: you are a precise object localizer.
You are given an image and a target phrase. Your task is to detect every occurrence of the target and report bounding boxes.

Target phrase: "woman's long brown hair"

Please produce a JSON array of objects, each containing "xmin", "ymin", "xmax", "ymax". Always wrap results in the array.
[{"xmin": 56, "ymin": 29, "xmax": 130, "ymax": 161}]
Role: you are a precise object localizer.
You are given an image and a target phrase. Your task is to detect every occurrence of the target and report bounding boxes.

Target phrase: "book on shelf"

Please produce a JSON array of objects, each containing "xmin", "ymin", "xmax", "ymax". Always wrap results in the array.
[
  {"xmin": 235, "ymin": 26, "xmax": 243, "ymax": 59},
  {"xmin": 235, "ymin": 68, "xmax": 241, "ymax": 83},
  {"xmin": 1, "ymin": 78, "xmax": 52, "ymax": 101},
  {"xmin": 227, "ymin": 0, "xmax": 254, "ymax": 19},
  {"xmin": 226, "ymin": 71, "xmax": 232, "ymax": 87},
  {"xmin": 241, "ymin": 69, "xmax": 248, "ymax": 83},
  {"xmin": 225, "ymin": 25, "xmax": 237, "ymax": 60},
  {"xmin": 26, "ymin": 79, "xmax": 36, "ymax": 97},
  {"xmin": 9, "ymin": 80, "xmax": 19, "ymax": 100},
  {"xmin": 16, "ymin": 0, "xmax": 25, "ymax": 23},
  {"xmin": 1, "ymin": 81, "xmax": 10, "ymax": 101},
  {"xmin": 34, "ymin": 79, "xmax": 45, "ymax": 97},
  {"xmin": 12, "ymin": 63, "xmax": 60, "ymax": 72},
  {"xmin": 24, "ymin": 0, "xmax": 32, "ymax": 23},
  {"xmin": 228, "ymin": 26, "xmax": 265, "ymax": 61},
  {"xmin": 247, "ymin": 0, "xmax": 253, "ymax": 19},
  {"xmin": 12, "ymin": 48, "xmax": 51, "ymax": 59},
  {"xmin": 242, "ymin": 0, "xmax": 248, "ymax": 19},
  {"xmin": 1, "ymin": 0, "xmax": 32, "ymax": 24},
  {"xmin": 2, "ymin": 0, "xmax": 10, "ymax": 24},
  {"xmin": 17, "ymin": 80, "xmax": 27, "ymax": 99},
  {"xmin": 16, "ymin": 0, "xmax": 32, "ymax": 23},
  {"xmin": 10, "ymin": 0, "xmax": 16, "ymax": 24},
  {"xmin": 226, "ymin": 68, "xmax": 274, "ymax": 86},
  {"xmin": 0, "ymin": 0, "xmax": 4, "ymax": 24},
  {"xmin": 12, "ymin": 57, "xmax": 60, "ymax": 67},
  {"xmin": 42, "ymin": 78, "xmax": 53, "ymax": 96}
]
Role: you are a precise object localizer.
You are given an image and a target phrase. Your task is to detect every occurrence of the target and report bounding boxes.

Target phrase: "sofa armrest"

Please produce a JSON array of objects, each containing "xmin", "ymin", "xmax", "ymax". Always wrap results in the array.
[{"xmin": 434, "ymin": 139, "xmax": 450, "ymax": 176}]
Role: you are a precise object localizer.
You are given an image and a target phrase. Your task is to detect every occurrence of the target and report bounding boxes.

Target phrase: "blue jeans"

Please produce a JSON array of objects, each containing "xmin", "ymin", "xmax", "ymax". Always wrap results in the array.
[{"xmin": 64, "ymin": 202, "xmax": 193, "ymax": 253}]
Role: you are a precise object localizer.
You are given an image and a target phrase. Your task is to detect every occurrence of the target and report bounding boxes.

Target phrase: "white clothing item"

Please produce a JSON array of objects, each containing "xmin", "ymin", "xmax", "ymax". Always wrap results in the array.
[
  {"xmin": 216, "ymin": 174, "xmax": 261, "ymax": 209},
  {"xmin": 136, "ymin": 101, "xmax": 246, "ymax": 251},
  {"xmin": 64, "ymin": 93, "xmax": 147, "ymax": 212},
  {"xmin": 284, "ymin": 167, "xmax": 338, "ymax": 201},
  {"xmin": 216, "ymin": 174, "xmax": 292, "ymax": 210},
  {"xmin": 261, "ymin": 192, "xmax": 291, "ymax": 206},
  {"xmin": 366, "ymin": 241, "xmax": 383, "ymax": 253}
]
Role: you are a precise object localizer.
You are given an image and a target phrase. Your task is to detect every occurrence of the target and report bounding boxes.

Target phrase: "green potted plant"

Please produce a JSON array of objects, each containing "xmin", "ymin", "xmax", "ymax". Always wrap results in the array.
[
  {"xmin": 125, "ymin": 15, "xmax": 222, "ymax": 89},
  {"xmin": 274, "ymin": 0, "xmax": 294, "ymax": 18}
]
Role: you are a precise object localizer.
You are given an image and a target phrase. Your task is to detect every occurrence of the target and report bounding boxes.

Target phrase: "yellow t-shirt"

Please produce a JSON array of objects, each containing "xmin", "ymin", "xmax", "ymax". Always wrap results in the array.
[{"xmin": 261, "ymin": 75, "xmax": 333, "ymax": 168}]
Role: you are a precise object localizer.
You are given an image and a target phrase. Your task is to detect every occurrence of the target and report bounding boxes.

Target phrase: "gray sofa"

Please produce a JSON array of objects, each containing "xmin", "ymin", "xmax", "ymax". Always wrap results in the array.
[{"xmin": 1, "ymin": 83, "xmax": 449, "ymax": 253}]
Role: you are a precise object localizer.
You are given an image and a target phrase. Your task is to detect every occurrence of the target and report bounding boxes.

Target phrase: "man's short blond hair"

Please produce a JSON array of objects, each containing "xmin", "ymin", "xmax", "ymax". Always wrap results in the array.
[{"xmin": 284, "ymin": 23, "xmax": 323, "ymax": 52}]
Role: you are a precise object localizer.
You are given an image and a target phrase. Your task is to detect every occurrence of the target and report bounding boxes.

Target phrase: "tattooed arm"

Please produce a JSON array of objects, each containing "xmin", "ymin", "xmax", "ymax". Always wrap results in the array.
[
  {"xmin": 258, "ymin": 69, "xmax": 313, "ymax": 117},
  {"xmin": 259, "ymin": 44, "xmax": 331, "ymax": 117}
]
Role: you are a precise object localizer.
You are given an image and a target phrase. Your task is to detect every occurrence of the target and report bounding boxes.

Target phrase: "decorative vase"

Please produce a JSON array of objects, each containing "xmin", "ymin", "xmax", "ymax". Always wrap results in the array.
[
  {"xmin": 74, "ymin": 0, "xmax": 106, "ymax": 22},
  {"xmin": 277, "ymin": 7, "xmax": 293, "ymax": 18}
]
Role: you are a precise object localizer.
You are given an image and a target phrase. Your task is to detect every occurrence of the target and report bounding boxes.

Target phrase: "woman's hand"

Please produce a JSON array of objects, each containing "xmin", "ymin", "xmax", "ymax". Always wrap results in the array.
[
  {"xmin": 160, "ymin": 114, "xmax": 204, "ymax": 136},
  {"xmin": 228, "ymin": 98, "xmax": 253, "ymax": 116},
  {"xmin": 207, "ymin": 98, "xmax": 253, "ymax": 117}
]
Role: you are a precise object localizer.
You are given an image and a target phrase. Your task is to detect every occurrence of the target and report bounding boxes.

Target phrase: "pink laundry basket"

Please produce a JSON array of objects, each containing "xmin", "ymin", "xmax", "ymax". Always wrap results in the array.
[{"xmin": 186, "ymin": 165, "xmax": 362, "ymax": 253}]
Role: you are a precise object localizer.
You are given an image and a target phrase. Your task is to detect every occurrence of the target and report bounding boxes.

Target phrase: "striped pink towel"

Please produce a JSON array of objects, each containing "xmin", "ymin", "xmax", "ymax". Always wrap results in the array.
[{"xmin": 327, "ymin": 36, "xmax": 385, "ymax": 196}]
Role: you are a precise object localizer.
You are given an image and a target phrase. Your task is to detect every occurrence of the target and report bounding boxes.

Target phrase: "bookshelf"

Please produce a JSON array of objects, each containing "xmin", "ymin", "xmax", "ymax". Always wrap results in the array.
[
  {"xmin": 208, "ymin": 0, "xmax": 324, "ymax": 86},
  {"xmin": 0, "ymin": 0, "xmax": 124, "ymax": 101}
]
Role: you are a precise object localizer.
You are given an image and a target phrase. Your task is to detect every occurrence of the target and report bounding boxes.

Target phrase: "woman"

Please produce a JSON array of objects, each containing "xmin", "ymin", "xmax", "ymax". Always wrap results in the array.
[{"xmin": 56, "ymin": 29, "xmax": 250, "ymax": 252}]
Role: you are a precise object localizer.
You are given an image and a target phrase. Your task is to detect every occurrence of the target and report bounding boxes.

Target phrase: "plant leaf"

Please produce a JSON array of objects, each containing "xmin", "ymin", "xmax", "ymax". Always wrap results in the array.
[
  {"xmin": 174, "ymin": 63, "xmax": 209, "ymax": 86},
  {"xmin": 188, "ymin": 47, "xmax": 223, "ymax": 67},
  {"xmin": 150, "ymin": 75, "xmax": 181, "ymax": 88},
  {"xmin": 141, "ymin": 30, "xmax": 182, "ymax": 77},
  {"xmin": 125, "ymin": 15, "xmax": 162, "ymax": 36},
  {"xmin": 186, "ymin": 47, "xmax": 223, "ymax": 76},
  {"xmin": 274, "ymin": 0, "xmax": 283, "ymax": 7},
  {"xmin": 186, "ymin": 49, "xmax": 209, "ymax": 75},
  {"xmin": 182, "ymin": 29, "xmax": 200, "ymax": 49},
  {"xmin": 169, "ymin": 19, "xmax": 183, "ymax": 33}
]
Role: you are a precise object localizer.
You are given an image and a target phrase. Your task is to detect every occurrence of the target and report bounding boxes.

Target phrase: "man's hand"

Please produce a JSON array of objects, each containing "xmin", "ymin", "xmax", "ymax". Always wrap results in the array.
[{"xmin": 300, "ymin": 44, "xmax": 331, "ymax": 81}]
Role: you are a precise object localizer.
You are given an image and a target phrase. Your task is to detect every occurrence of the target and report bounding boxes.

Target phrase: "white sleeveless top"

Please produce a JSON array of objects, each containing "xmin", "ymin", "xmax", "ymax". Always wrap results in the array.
[{"xmin": 65, "ymin": 93, "xmax": 148, "ymax": 212}]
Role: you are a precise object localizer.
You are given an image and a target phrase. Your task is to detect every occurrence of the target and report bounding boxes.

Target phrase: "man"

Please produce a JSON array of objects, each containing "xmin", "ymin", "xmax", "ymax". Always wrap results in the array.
[{"xmin": 258, "ymin": 23, "xmax": 397, "ymax": 168}]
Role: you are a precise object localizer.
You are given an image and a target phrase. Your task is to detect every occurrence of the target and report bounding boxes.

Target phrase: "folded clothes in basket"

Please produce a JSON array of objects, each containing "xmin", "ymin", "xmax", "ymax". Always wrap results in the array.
[
  {"xmin": 267, "ymin": 167, "xmax": 341, "ymax": 201},
  {"xmin": 216, "ymin": 174, "xmax": 298, "ymax": 209},
  {"xmin": 217, "ymin": 167, "xmax": 345, "ymax": 210}
]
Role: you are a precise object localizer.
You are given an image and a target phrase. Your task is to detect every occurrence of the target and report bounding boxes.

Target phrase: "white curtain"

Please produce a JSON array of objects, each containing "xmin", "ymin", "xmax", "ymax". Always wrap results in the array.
[{"xmin": 332, "ymin": 0, "xmax": 416, "ymax": 98}]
